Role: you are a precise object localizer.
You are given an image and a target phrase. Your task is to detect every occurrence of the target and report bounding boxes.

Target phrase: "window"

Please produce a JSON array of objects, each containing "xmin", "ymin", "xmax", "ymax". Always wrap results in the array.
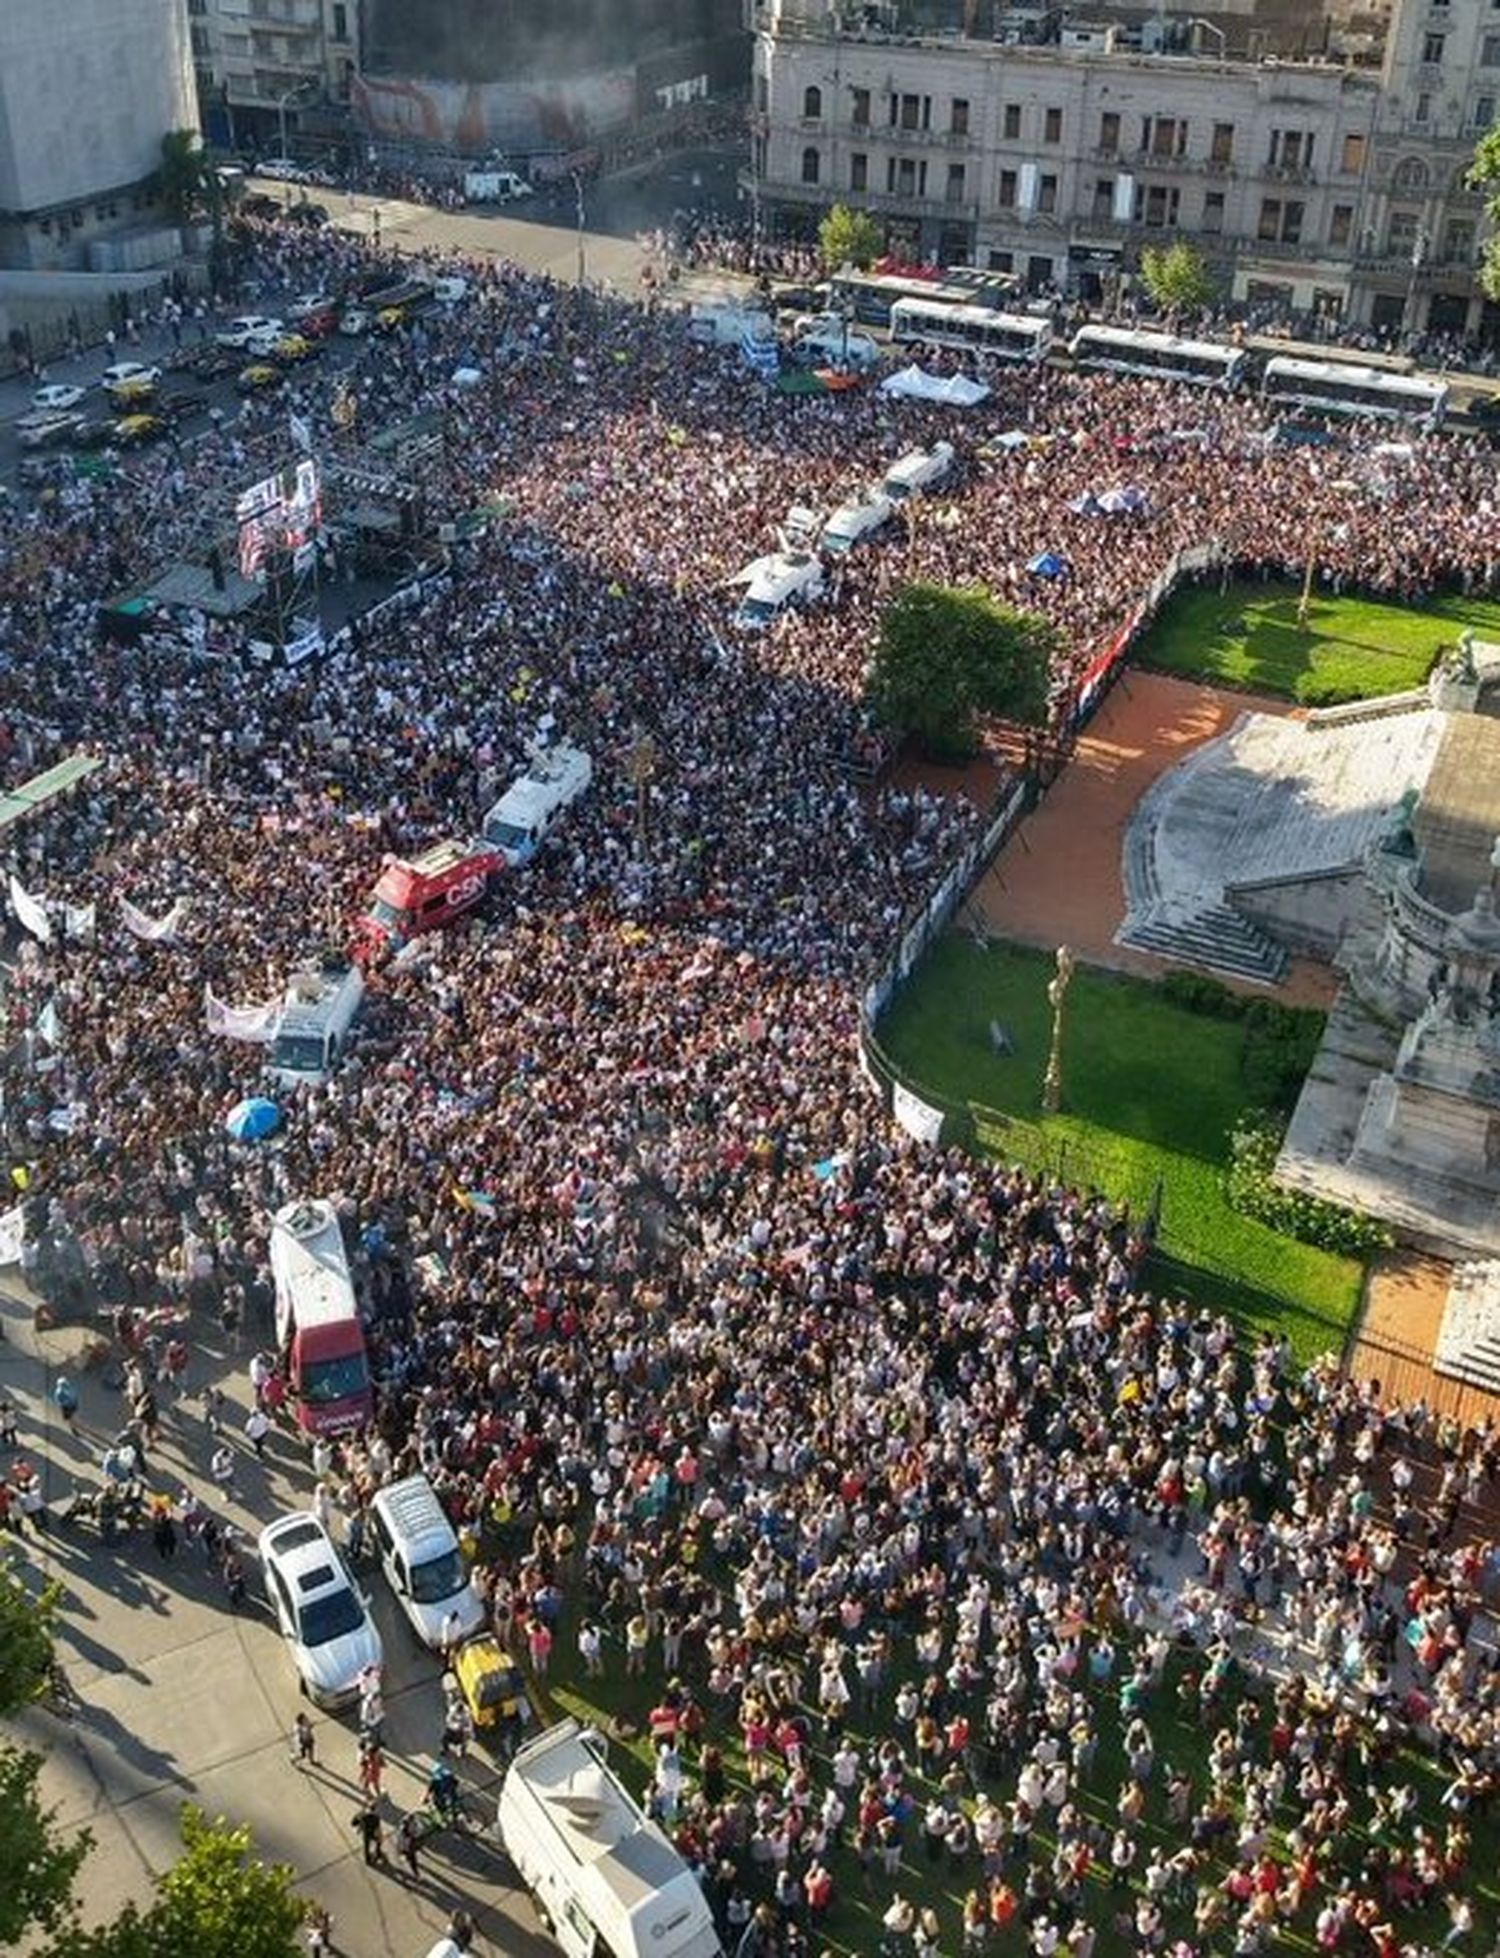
[
  {"xmin": 1483, "ymin": 33, "xmax": 1500, "ymax": 63},
  {"xmin": 1038, "ymin": 172, "xmax": 1058, "ymax": 212},
  {"xmin": 1136, "ymin": 184, "xmax": 1180, "ymax": 227},
  {"xmin": 801, "ymin": 146, "xmax": 820, "ymax": 184},
  {"xmin": 803, "ymin": 84, "xmax": 823, "ymax": 120},
  {"xmin": 1098, "ymin": 111, "xmax": 1119, "ymax": 153},
  {"xmin": 1387, "ymin": 208, "xmax": 1419, "ymax": 253},
  {"xmin": 1328, "ymin": 203, "xmax": 1353, "ymax": 246},
  {"xmin": 851, "ymin": 86, "xmax": 870, "ymax": 126},
  {"xmin": 1044, "ymin": 106, "xmax": 1062, "ymax": 144},
  {"xmin": 1142, "ymin": 115, "xmax": 1187, "ymax": 157},
  {"xmin": 888, "ymin": 157, "xmax": 925, "ymax": 197},
  {"xmin": 190, "ymin": 23, "xmax": 210, "ymax": 53},
  {"xmin": 1211, "ymin": 121, "xmax": 1234, "ymax": 164},
  {"xmin": 1393, "ymin": 156, "xmax": 1428, "ymax": 191},
  {"xmin": 895, "ymin": 92, "xmax": 929, "ymax": 130},
  {"xmin": 850, "ymin": 152, "xmax": 867, "ymax": 192},
  {"xmin": 986, "ymin": 249, "xmax": 1014, "ymax": 271},
  {"xmin": 1475, "ymin": 96, "xmax": 1497, "ymax": 130},
  {"xmin": 1268, "ymin": 129, "xmax": 1313, "ymax": 170},
  {"xmin": 946, "ymin": 162, "xmax": 967, "ymax": 202},
  {"xmin": 331, "ymin": 1, "xmax": 347, "ymax": 38},
  {"xmin": 1340, "ymin": 132, "xmax": 1365, "ymax": 173},
  {"xmin": 1281, "ymin": 200, "xmax": 1303, "ymax": 244},
  {"xmin": 1414, "ymin": 93, "xmax": 1431, "ymax": 122},
  {"xmin": 1421, "ymin": 31, "xmax": 1445, "ymax": 62},
  {"xmin": 1258, "ymin": 197, "xmax": 1281, "ymax": 241},
  {"xmin": 998, "ymin": 168, "xmax": 1018, "ymax": 207},
  {"xmin": 1443, "ymin": 217, "xmax": 1475, "ymax": 262},
  {"xmin": 1202, "ymin": 189, "xmax": 1224, "ymax": 232},
  {"xmin": 1003, "ymin": 103, "xmax": 1021, "ymax": 140},
  {"xmin": 1092, "ymin": 176, "xmax": 1114, "ymax": 217},
  {"xmin": 755, "ymin": 75, "xmax": 768, "ymax": 112},
  {"xmin": 951, "ymin": 97, "xmax": 969, "ymax": 135}
]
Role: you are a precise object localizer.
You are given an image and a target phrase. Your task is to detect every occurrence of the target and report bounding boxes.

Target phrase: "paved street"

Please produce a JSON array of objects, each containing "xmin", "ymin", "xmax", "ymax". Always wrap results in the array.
[{"xmin": 0, "ymin": 1286, "xmax": 553, "ymax": 1957}]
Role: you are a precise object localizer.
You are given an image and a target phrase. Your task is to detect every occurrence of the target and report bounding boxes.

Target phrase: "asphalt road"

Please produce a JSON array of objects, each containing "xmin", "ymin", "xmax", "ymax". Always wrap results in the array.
[{"xmin": 0, "ymin": 1283, "xmax": 556, "ymax": 1956}]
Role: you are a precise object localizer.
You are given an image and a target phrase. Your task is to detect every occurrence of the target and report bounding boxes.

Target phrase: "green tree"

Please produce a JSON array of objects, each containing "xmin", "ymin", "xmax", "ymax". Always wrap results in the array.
[
  {"xmin": 867, "ymin": 581, "xmax": 1056, "ymax": 760},
  {"xmin": 66, "ymin": 1808, "xmax": 305, "ymax": 1958},
  {"xmin": 818, "ymin": 202, "xmax": 882, "ymax": 272},
  {"xmin": 157, "ymin": 129, "xmax": 210, "ymax": 223},
  {"xmin": 1466, "ymin": 121, "xmax": 1500, "ymax": 299},
  {"xmin": 0, "ymin": 1554, "xmax": 90, "ymax": 1944},
  {"xmin": 1138, "ymin": 239, "xmax": 1217, "ymax": 320}
]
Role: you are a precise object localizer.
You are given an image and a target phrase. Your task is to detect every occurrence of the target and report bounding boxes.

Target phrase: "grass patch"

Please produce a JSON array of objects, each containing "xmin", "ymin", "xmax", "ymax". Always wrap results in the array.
[
  {"xmin": 1135, "ymin": 580, "xmax": 1500, "ymax": 705},
  {"xmin": 876, "ymin": 936, "xmax": 1364, "ymax": 1359}
]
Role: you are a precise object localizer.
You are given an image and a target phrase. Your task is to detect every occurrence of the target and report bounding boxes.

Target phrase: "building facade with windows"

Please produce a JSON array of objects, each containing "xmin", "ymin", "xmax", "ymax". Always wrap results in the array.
[
  {"xmin": 0, "ymin": 0, "xmax": 199, "ymax": 270},
  {"xmin": 189, "ymin": 0, "xmax": 361, "ymax": 153},
  {"xmin": 748, "ymin": 0, "xmax": 1497, "ymax": 338}
]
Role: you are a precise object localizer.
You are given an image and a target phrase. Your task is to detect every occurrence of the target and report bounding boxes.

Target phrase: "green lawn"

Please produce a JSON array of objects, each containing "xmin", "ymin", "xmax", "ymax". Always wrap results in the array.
[
  {"xmin": 1135, "ymin": 580, "xmax": 1500, "ymax": 705},
  {"xmin": 876, "ymin": 936, "xmax": 1364, "ymax": 1359}
]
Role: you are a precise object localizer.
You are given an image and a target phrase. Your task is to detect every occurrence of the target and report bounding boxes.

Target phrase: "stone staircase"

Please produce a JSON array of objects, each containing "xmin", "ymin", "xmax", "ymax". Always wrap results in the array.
[
  {"xmin": 1119, "ymin": 901, "xmax": 1289, "ymax": 986},
  {"xmin": 1435, "ymin": 1260, "xmax": 1500, "ymax": 1394}
]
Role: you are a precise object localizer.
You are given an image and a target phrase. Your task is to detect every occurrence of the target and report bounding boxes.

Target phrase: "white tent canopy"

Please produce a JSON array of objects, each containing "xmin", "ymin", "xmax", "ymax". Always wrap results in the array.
[{"xmin": 879, "ymin": 364, "xmax": 991, "ymax": 407}]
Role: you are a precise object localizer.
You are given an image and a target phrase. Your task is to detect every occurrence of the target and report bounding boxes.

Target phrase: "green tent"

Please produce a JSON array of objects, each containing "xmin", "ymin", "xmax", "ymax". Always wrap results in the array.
[{"xmin": 774, "ymin": 370, "xmax": 830, "ymax": 396}]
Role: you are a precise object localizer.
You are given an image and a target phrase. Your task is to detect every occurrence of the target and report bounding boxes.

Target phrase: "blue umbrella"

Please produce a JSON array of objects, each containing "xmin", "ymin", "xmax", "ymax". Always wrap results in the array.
[
  {"xmin": 1027, "ymin": 551, "xmax": 1070, "ymax": 578},
  {"xmin": 225, "ymin": 1096, "xmax": 281, "ymax": 1142}
]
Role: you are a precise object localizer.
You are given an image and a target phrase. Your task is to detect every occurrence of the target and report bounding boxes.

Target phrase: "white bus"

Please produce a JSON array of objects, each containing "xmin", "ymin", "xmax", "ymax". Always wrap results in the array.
[
  {"xmin": 890, "ymin": 297, "xmax": 1054, "ymax": 363},
  {"xmin": 1069, "ymin": 325, "xmax": 1247, "ymax": 390},
  {"xmin": 1260, "ymin": 356, "xmax": 1448, "ymax": 429}
]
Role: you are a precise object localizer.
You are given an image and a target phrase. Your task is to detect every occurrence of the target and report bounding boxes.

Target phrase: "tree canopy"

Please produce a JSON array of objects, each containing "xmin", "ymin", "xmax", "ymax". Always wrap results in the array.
[
  {"xmin": 867, "ymin": 581, "xmax": 1056, "ymax": 759},
  {"xmin": 818, "ymin": 202, "xmax": 882, "ymax": 273},
  {"xmin": 1138, "ymin": 240, "xmax": 1217, "ymax": 319},
  {"xmin": 1467, "ymin": 122, "xmax": 1500, "ymax": 300},
  {"xmin": 157, "ymin": 130, "xmax": 211, "ymax": 223}
]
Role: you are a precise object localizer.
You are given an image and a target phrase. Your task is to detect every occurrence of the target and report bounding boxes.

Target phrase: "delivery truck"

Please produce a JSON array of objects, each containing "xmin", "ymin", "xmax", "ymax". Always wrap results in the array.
[{"xmin": 497, "ymin": 1720, "xmax": 723, "ymax": 1958}]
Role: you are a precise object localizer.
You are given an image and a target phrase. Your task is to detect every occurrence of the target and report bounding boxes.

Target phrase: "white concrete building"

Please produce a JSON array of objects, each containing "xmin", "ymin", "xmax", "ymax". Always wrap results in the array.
[
  {"xmin": 748, "ymin": 0, "xmax": 1497, "ymax": 338},
  {"xmin": 188, "ymin": 0, "xmax": 361, "ymax": 152},
  {"xmin": 0, "ymin": 0, "xmax": 199, "ymax": 270}
]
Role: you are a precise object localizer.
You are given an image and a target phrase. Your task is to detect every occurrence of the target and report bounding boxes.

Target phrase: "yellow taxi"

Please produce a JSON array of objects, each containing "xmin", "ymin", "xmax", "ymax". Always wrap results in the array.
[
  {"xmin": 109, "ymin": 378, "xmax": 158, "ymax": 409},
  {"xmin": 452, "ymin": 1634, "xmax": 529, "ymax": 1735},
  {"xmin": 112, "ymin": 413, "xmax": 166, "ymax": 447},
  {"xmin": 236, "ymin": 362, "xmax": 283, "ymax": 394},
  {"xmin": 270, "ymin": 333, "xmax": 320, "ymax": 365}
]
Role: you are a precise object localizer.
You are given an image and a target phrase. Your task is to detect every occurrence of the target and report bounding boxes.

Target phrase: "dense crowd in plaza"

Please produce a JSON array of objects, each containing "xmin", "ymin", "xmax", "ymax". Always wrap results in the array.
[{"xmin": 3, "ymin": 206, "xmax": 1500, "ymax": 1958}]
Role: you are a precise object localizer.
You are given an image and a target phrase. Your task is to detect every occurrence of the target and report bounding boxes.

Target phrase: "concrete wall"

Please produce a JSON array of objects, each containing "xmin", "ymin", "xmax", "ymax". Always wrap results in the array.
[
  {"xmin": 0, "ymin": 0, "xmax": 198, "ymax": 215},
  {"xmin": 1231, "ymin": 867, "xmax": 1365, "ymax": 959}
]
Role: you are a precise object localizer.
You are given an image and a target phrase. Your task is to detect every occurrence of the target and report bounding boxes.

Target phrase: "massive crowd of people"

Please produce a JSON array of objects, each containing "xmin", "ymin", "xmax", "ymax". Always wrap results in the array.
[{"xmin": 3, "ymin": 205, "xmax": 1500, "ymax": 1958}]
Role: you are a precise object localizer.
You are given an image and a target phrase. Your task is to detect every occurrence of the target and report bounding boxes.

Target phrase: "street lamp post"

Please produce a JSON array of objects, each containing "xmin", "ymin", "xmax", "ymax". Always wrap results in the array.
[
  {"xmin": 1041, "ymin": 944, "xmax": 1075, "ymax": 1114},
  {"xmin": 572, "ymin": 169, "xmax": 588, "ymax": 291}
]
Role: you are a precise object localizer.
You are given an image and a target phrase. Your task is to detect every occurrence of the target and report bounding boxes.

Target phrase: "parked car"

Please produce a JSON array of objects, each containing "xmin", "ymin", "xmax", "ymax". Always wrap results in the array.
[
  {"xmin": 256, "ymin": 156, "xmax": 306, "ymax": 181},
  {"xmin": 453, "ymin": 1634, "xmax": 530, "ymax": 1737},
  {"xmin": 31, "ymin": 383, "xmax": 86, "ymax": 414},
  {"xmin": 178, "ymin": 344, "xmax": 240, "ymax": 382},
  {"xmin": 269, "ymin": 333, "xmax": 322, "ymax": 365},
  {"xmin": 236, "ymin": 362, "xmax": 284, "ymax": 393},
  {"xmin": 257, "ymin": 1513, "xmax": 382, "ymax": 1708},
  {"xmin": 15, "ymin": 411, "xmax": 83, "ymax": 450},
  {"xmin": 217, "ymin": 315, "xmax": 284, "ymax": 350},
  {"xmin": 100, "ymin": 362, "xmax": 161, "ymax": 399},
  {"xmin": 291, "ymin": 297, "xmax": 340, "ymax": 337}
]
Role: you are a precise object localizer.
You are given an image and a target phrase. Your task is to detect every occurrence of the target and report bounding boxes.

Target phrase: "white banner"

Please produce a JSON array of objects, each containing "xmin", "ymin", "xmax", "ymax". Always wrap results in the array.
[
  {"xmin": 892, "ymin": 1081, "xmax": 946, "ymax": 1145},
  {"xmin": 65, "ymin": 901, "xmax": 97, "ymax": 942},
  {"xmin": 121, "ymin": 895, "xmax": 189, "ymax": 942},
  {"xmin": 204, "ymin": 984, "xmax": 280, "ymax": 1043},
  {"xmin": 0, "ymin": 1204, "xmax": 24, "ymax": 1265},
  {"xmin": 9, "ymin": 875, "xmax": 52, "ymax": 943}
]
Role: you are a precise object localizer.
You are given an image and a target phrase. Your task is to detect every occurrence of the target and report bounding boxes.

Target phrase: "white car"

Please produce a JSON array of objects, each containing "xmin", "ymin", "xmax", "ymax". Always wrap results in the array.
[
  {"xmin": 31, "ymin": 383, "xmax": 86, "ymax": 413},
  {"xmin": 257, "ymin": 156, "xmax": 305, "ymax": 181},
  {"xmin": 15, "ymin": 411, "xmax": 82, "ymax": 449},
  {"xmin": 258, "ymin": 1513, "xmax": 382, "ymax": 1708},
  {"xmin": 820, "ymin": 487, "xmax": 895, "ymax": 555},
  {"xmin": 99, "ymin": 362, "xmax": 161, "ymax": 397},
  {"xmin": 216, "ymin": 315, "xmax": 285, "ymax": 350},
  {"xmin": 882, "ymin": 440, "xmax": 957, "ymax": 503}
]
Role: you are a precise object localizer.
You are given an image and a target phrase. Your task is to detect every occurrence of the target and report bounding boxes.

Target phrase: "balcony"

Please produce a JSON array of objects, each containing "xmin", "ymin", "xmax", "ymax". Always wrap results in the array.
[
  {"xmin": 757, "ymin": 174, "xmax": 977, "ymax": 223},
  {"xmin": 1263, "ymin": 162, "xmax": 1318, "ymax": 185}
]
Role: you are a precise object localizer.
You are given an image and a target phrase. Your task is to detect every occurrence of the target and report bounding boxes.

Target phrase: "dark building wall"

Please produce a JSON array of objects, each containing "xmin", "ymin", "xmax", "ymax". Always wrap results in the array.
[{"xmin": 364, "ymin": 0, "xmax": 742, "ymax": 84}]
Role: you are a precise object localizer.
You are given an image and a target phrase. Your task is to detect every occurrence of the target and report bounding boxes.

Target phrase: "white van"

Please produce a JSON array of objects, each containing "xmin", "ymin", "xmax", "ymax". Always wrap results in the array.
[
  {"xmin": 267, "ymin": 959, "xmax": 364, "ymax": 1088},
  {"xmin": 685, "ymin": 301, "xmax": 774, "ymax": 349},
  {"xmin": 369, "ymin": 1474, "xmax": 485, "ymax": 1649},
  {"xmin": 498, "ymin": 1720, "xmax": 723, "ymax": 1958},
  {"xmin": 481, "ymin": 743, "xmax": 592, "ymax": 867},
  {"xmin": 729, "ymin": 548, "xmax": 825, "ymax": 630},
  {"xmin": 882, "ymin": 439, "xmax": 956, "ymax": 502},
  {"xmin": 792, "ymin": 320, "xmax": 880, "ymax": 371}
]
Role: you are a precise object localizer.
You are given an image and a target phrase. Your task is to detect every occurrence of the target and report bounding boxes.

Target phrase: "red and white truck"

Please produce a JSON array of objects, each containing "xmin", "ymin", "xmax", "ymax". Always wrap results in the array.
[{"xmin": 353, "ymin": 836, "xmax": 501, "ymax": 962}]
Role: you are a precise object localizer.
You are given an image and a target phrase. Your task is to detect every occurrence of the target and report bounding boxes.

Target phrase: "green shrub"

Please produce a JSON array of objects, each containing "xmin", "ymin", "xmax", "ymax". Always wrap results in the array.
[
  {"xmin": 1295, "ymin": 674, "xmax": 1365, "ymax": 708},
  {"xmin": 1159, "ymin": 970, "xmax": 1243, "ymax": 1019},
  {"xmin": 1240, "ymin": 1000, "xmax": 1324, "ymax": 1113},
  {"xmin": 1226, "ymin": 1114, "xmax": 1394, "ymax": 1258}
]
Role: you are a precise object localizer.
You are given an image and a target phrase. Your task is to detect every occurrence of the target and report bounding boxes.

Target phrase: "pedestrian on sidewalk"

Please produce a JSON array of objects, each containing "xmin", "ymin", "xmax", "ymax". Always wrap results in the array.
[
  {"xmin": 304, "ymin": 1902, "xmax": 335, "ymax": 1955},
  {"xmin": 355, "ymin": 1801, "xmax": 387, "ymax": 1867},
  {"xmin": 52, "ymin": 1376, "xmax": 79, "ymax": 1432},
  {"xmin": 358, "ymin": 1734, "xmax": 384, "ymax": 1799},
  {"xmin": 245, "ymin": 1405, "xmax": 270, "ymax": 1459},
  {"xmin": 210, "ymin": 1444, "xmax": 236, "ymax": 1499},
  {"xmin": 396, "ymin": 1809, "xmax": 422, "ymax": 1881},
  {"xmin": 292, "ymin": 1711, "xmax": 316, "ymax": 1767}
]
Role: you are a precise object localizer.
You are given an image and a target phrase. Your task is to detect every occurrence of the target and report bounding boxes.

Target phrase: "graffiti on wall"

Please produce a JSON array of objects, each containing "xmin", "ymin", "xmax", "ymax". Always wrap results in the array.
[{"xmin": 350, "ymin": 69, "xmax": 636, "ymax": 152}]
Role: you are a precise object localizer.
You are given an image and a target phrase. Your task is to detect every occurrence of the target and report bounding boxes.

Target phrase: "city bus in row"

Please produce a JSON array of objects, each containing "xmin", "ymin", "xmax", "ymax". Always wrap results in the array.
[
  {"xmin": 890, "ymin": 297, "xmax": 1054, "ymax": 364},
  {"xmin": 830, "ymin": 265, "xmax": 1017, "ymax": 328},
  {"xmin": 1259, "ymin": 356, "xmax": 1448, "ymax": 429},
  {"xmin": 1068, "ymin": 325, "xmax": 1248, "ymax": 390}
]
